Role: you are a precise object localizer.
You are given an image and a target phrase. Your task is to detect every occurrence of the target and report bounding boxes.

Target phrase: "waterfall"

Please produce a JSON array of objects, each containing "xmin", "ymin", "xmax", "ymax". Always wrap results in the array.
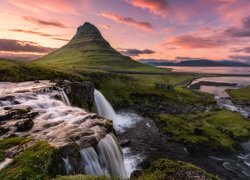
[
  {"xmin": 62, "ymin": 156, "xmax": 73, "ymax": 175},
  {"xmin": 94, "ymin": 89, "xmax": 118, "ymax": 130},
  {"xmin": 98, "ymin": 134, "xmax": 127, "ymax": 178},
  {"xmin": 80, "ymin": 147, "xmax": 105, "ymax": 176},
  {"xmin": 79, "ymin": 134, "xmax": 127, "ymax": 179},
  {"xmin": 59, "ymin": 88, "xmax": 71, "ymax": 106},
  {"xmin": 0, "ymin": 82, "xmax": 128, "ymax": 178}
]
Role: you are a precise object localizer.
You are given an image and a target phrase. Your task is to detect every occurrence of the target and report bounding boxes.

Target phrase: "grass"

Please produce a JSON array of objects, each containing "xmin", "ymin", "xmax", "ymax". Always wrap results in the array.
[
  {"xmin": 0, "ymin": 136, "xmax": 32, "ymax": 150},
  {"xmin": 227, "ymin": 85, "xmax": 250, "ymax": 104},
  {"xmin": 0, "ymin": 136, "xmax": 33, "ymax": 163},
  {"xmin": 159, "ymin": 109, "xmax": 250, "ymax": 153},
  {"xmin": 136, "ymin": 158, "xmax": 219, "ymax": 180},
  {"xmin": 0, "ymin": 141, "xmax": 62, "ymax": 180}
]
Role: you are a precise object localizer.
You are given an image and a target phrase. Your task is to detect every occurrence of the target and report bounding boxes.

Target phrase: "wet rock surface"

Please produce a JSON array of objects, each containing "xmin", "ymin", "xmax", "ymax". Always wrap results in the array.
[
  {"xmin": 117, "ymin": 110, "xmax": 237, "ymax": 179},
  {"xmin": 56, "ymin": 80, "xmax": 95, "ymax": 111},
  {"xmin": 0, "ymin": 81, "xmax": 111, "ymax": 155}
]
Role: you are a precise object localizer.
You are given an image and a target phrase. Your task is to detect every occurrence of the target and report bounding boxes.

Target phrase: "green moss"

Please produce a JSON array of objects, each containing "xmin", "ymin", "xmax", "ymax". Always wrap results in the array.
[
  {"xmin": 55, "ymin": 175, "xmax": 110, "ymax": 180},
  {"xmin": 227, "ymin": 85, "xmax": 250, "ymax": 104},
  {"xmin": 0, "ymin": 141, "xmax": 59, "ymax": 180},
  {"xmin": 159, "ymin": 109, "xmax": 250, "ymax": 153},
  {"xmin": 0, "ymin": 150, "xmax": 5, "ymax": 162},
  {"xmin": 136, "ymin": 158, "xmax": 219, "ymax": 180},
  {"xmin": 0, "ymin": 136, "xmax": 32, "ymax": 150}
]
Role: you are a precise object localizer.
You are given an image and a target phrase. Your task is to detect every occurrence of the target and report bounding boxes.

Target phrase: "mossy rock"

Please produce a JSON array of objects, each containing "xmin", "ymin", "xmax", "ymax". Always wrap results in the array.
[
  {"xmin": 0, "ymin": 141, "xmax": 65, "ymax": 179},
  {"xmin": 15, "ymin": 119, "xmax": 34, "ymax": 132},
  {"xmin": 226, "ymin": 85, "xmax": 250, "ymax": 106},
  {"xmin": 135, "ymin": 158, "xmax": 219, "ymax": 180},
  {"xmin": 55, "ymin": 175, "xmax": 110, "ymax": 180},
  {"xmin": 158, "ymin": 109, "xmax": 250, "ymax": 153}
]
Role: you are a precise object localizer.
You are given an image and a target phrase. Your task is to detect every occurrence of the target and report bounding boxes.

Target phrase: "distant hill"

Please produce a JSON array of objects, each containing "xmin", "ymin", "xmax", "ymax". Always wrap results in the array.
[
  {"xmin": 34, "ymin": 22, "xmax": 159, "ymax": 72},
  {"xmin": 140, "ymin": 59, "xmax": 250, "ymax": 67}
]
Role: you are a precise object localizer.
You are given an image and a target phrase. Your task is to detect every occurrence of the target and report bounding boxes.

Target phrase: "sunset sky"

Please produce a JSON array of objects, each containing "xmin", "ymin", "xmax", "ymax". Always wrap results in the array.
[{"xmin": 1, "ymin": 0, "xmax": 250, "ymax": 62}]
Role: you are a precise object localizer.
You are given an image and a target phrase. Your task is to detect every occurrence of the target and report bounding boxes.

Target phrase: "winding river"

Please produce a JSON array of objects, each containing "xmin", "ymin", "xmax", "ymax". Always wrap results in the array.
[{"xmin": 190, "ymin": 76, "xmax": 250, "ymax": 178}]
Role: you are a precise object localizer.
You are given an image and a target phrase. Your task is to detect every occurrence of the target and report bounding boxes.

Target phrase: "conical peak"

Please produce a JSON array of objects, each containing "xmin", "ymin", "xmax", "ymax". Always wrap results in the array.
[
  {"xmin": 76, "ymin": 22, "xmax": 101, "ymax": 36},
  {"xmin": 68, "ymin": 22, "xmax": 109, "ymax": 47}
]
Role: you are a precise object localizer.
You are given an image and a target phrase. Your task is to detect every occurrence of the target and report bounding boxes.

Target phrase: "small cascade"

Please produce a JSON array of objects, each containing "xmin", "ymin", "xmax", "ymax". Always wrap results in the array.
[
  {"xmin": 94, "ymin": 90, "xmax": 118, "ymax": 129},
  {"xmin": 80, "ymin": 147, "xmax": 105, "ymax": 176},
  {"xmin": 59, "ymin": 88, "xmax": 71, "ymax": 106},
  {"xmin": 62, "ymin": 156, "xmax": 73, "ymax": 175},
  {"xmin": 97, "ymin": 134, "xmax": 127, "ymax": 178},
  {"xmin": 79, "ymin": 134, "xmax": 127, "ymax": 179}
]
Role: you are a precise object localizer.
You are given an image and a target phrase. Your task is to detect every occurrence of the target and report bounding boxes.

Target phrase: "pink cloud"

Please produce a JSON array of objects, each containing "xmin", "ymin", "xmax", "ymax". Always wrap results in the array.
[
  {"xmin": 127, "ymin": 0, "xmax": 168, "ymax": 17},
  {"xmin": 23, "ymin": 16, "xmax": 67, "ymax": 28},
  {"xmin": 9, "ymin": 0, "xmax": 80, "ymax": 15},
  {"xmin": 100, "ymin": 12, "xmax": 153, "ymax": 31},
  {"xmin": 166, "ymin": 34, "xmax": 226, "ymax": 49}
]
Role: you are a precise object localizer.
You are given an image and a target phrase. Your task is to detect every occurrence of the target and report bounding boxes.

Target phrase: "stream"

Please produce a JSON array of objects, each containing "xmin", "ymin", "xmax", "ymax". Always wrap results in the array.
[{"xmin": 190, "ymin": 76, "xmax": 250, "ymax": 179}]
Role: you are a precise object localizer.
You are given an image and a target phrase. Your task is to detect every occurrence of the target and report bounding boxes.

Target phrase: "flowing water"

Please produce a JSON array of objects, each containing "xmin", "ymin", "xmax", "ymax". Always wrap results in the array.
[
  {"xmin": 0, "ymin": 81, "xmax": 127, "ymax": 179},
  {"xmin": 94, "ymin": 89, "xmax": 144, "ymax": 176},
  {"xmin": 79, "ymin": 134, "xmax": 127, "ymax": 178},
  {"xmin": 190, "ymin": 76, "xmax": 250, "ymax": 178}
]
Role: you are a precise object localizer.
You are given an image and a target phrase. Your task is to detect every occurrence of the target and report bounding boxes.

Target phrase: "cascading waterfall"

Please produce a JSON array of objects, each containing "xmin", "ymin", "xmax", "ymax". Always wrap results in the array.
[
  {"xmin": 79, "ymin": 134, "xmax": 127, "ymax": 179},
  {"xmin": 0, "ymin": 81, "xmax": 128, "ymax": 178},
  {"xmin": 80, "ymin": 147, "xmax": 105, "ymax": 176},
  {"xmin": 94, "ymin": 89, "xmax": 118, "ymax": 130},
  {"xmin": 97, "ymin": 134, "xmax": 127, "ymax": 178},
  {"xmin": 59, "ymin": 88, "xmax": 71, "ymax": 106},
  {"xmin": 62, "ymin": 156, "xmax": 73, "ymax": 175}
]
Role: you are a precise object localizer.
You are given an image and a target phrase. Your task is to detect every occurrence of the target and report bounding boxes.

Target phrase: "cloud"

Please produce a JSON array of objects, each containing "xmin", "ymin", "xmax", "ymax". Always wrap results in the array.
[
  {"xmin": 231, "ymin": 47, "xmax": 250, "ymax": 53},
  {"xmin": 0, "ymin": 52, "xmax": 42, "ymax": 61},
  {"xmin": 51, "ymin": 37, "xmax": 69, "ymax": 42},
  {"xmin": 175, "ymin": 56, "xmax": 202, "ymax": 61},
  {"xmin": 127, "ymin": 0, "xmax": 168, "ymax": 17},
  {"xmin": 9, "ymin": 29, "xmax": 53, "ymax": 37},
  {"xmin": 229, "ymin": 55, "xmax": 250, "ymax": 61},
  {"xmin": 9, "ymin": 0, "xmax": 80, "ymax": 15},
  {"xmin": 9, "ymin": 29, "xmax": 69, "ymax": 41},
  {"xmin": 23, "ymin": 16, "xmax": 67, "ymax": 28},
  {"xmin": 166, "ymin": 34, "xmax": 225, "ymax": 49},
  {"xmin": 0, "ymin": 39, "xmax": 56, "ymax": 53},
  {"xmin": 98, "ymin": 24, "xmax": 112, "ymax": 30},
  {"xmin": 100, "ymin": 12, "xmax": 153, "ymax": 31},
  {"xmin": 119, "ymin": 48, "xmax": 155, "ymax": 56},
  {"xmin": 225, "ymin": 16, "xmax": 250, "ymax": 37}
]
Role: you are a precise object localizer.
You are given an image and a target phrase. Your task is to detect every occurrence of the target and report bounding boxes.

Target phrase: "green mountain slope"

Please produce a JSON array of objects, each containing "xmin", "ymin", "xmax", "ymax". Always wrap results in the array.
[{"xmin": 34, "ymin": 22, "xmax": 161, "ymax": 72}]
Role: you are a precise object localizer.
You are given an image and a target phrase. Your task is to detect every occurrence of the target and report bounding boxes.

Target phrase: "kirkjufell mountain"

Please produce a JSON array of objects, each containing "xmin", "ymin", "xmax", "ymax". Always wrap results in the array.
[{"xmin": 36, "ymin": 22, "xmax": 155, "ymax": 71}]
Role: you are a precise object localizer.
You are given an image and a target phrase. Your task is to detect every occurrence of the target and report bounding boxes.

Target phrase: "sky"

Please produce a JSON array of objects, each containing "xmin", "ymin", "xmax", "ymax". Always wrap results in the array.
[{"xmin": 1, "ymin": 0, "xmax": 250, "ymax": 62}]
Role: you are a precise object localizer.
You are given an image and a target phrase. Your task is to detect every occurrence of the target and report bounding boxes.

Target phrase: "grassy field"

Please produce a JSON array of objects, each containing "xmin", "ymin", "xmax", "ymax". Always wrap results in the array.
[{"xmin": 227, "ymin": 85, "xmax": 250, "ymax": 105}]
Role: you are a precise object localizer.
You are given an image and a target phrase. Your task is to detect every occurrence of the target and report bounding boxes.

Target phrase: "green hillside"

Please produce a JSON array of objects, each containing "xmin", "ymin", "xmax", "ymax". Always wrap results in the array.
[{"xmin": 33, "ymin": 22, "xmax": 162, "ymax": 73}]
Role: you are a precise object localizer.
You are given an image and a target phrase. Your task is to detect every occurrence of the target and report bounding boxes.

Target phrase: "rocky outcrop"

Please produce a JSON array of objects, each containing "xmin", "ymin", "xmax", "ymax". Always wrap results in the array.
[
  {"xmin": 56, "ymin": 80, "xmax": 95, "ymax": 111},
  {"xmin": 130, "ymin": 93, "xmax": 211, "ymax": 117}
]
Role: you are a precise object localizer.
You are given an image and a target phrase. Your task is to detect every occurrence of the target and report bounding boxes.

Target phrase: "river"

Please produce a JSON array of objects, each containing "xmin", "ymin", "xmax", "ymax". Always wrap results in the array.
[
  {"xmin": 160, "ymin": 66, "xmax": 250, "ymax": 75},
  {"xmin": 190, "ymin": 76, "xmax": 250, "ymax": 178}
]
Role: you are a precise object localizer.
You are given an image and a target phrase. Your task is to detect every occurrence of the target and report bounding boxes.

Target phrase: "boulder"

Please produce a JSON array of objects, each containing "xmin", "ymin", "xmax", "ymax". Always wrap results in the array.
[
  {"xmin": 15, "ymin": 119, "xmax": 34, "ymax": 132},
  {"xmin": 56, "ymin": 80, "xmax": 95, "ymax": 111},
  {"xmin": 120, "ymin": 139, "xmax": 131, "ymax": 147}
]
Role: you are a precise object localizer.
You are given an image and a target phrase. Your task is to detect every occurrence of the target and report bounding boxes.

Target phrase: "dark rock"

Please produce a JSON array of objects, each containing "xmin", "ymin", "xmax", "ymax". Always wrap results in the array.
[
  {"xmin": 56, "ymin": 80, "xmax": 95, "ymax": 111},
  {"xmin": 130, "ymin": 170, "xmax": 144, "ymax": 179},
  {"xmin": 155, "ymin": 83, "xmax": 174, "ymax": 91},
  {"xmin": 34, "ymin": 80, "xmax": 40, "ymax": 83},
  {"xmin": 3, "ymin": 107, "xmax": 38, "ymax": 121},
  {"xmin": 0, "ymin": 126, "xmax": 10, "ymax": 135},
  {"xmin": 194, "ymin": 126, "xmax": 203, "ymax": 135},
  {"xmin": 15, "ymin": 119, "xmax": 34, "ymax": 132},
  {"xmin": 120, "ymin": 139, "xmax": 131, "ymax": 147}
]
